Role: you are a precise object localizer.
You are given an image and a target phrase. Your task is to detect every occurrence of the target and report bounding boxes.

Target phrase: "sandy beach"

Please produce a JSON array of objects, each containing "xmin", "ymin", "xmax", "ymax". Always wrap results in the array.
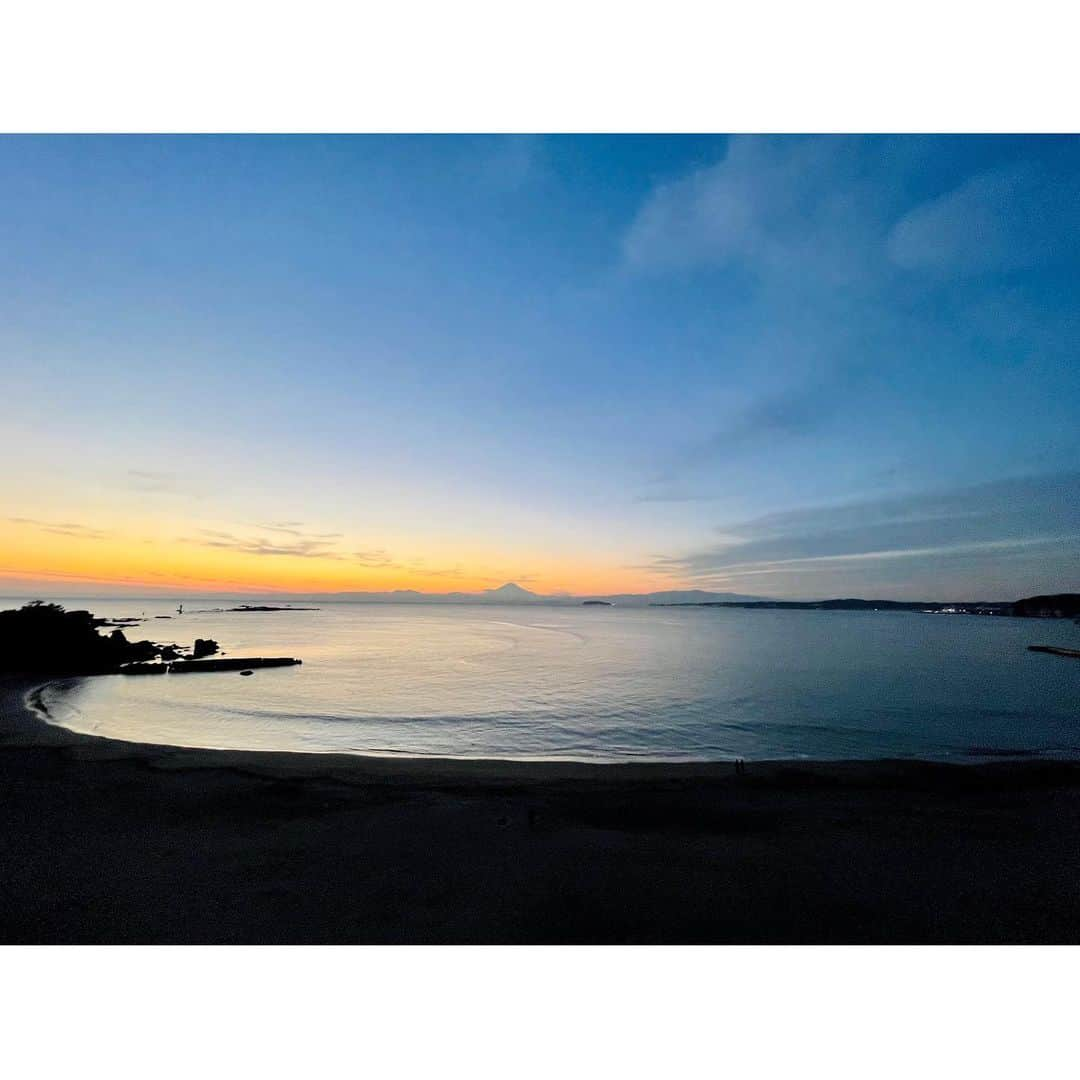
[{"xmin": 3, "ymin": 673, "xmax": 1080, "ymax": 943}]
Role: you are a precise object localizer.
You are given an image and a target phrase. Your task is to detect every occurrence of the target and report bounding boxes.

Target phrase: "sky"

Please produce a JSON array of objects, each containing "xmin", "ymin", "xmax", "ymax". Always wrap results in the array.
[{"xmin": 1, "ymin": 134, "xmax": 1078, "ymax": 600}]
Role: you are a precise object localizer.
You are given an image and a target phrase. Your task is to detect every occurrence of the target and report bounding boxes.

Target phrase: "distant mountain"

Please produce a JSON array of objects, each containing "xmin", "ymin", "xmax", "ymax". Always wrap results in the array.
[{"xmin": 481, "ymin": 582, "xmax": 540, "ymax": 602}]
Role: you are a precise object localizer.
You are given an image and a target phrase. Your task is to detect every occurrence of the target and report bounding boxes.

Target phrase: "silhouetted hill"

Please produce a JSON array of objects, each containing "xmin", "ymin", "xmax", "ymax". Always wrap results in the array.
[
  {"xmin": 654, "ymin": 599, "xmax": 1002, "ymax": 612},
  {"xmin": 1012, "ymin": 594, "xmax": 1080, "ymax": 618}
]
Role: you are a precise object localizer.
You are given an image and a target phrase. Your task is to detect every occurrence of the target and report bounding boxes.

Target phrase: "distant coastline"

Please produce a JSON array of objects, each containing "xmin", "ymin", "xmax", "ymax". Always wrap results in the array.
[
  {"xmin": 7, "ymin": 585, "xmax": 1078, "ymax": 616},
  {"xmin": 652, "ymin": 593, "xmax": 1080, "ymax": 618}
]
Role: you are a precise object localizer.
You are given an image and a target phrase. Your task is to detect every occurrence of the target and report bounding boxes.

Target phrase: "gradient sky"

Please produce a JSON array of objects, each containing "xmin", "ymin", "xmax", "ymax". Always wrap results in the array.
[{"xmin": 2, "ymin": 135, "xmax": 1079, "ymax": 599}]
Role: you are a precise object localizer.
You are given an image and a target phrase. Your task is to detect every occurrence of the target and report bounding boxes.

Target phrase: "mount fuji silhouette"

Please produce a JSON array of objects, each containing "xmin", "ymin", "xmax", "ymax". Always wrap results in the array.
[{"xmin": 481, "ymin": 582, "xmax": 540, "ymax": 601}]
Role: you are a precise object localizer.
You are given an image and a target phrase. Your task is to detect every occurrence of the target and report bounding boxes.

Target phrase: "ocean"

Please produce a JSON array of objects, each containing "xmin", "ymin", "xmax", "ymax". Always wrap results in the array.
[{"xmin": 13, "ymin": 596, "xmax": 1080, "ymax": 762}]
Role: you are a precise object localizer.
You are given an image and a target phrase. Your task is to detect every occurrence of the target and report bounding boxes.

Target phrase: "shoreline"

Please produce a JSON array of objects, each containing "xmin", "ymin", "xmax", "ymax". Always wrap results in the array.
[
  {"xmin": 9, "ymin": 673, "xmax": 1077, "ymax": 784},
  {"xmin": 5, "ymin": 673, "xmax": 1080, "ymax": 943}
]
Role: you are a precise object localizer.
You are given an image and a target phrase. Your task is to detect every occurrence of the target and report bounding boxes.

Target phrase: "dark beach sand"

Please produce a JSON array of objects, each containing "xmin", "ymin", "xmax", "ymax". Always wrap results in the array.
[{"xmin": 3, "ymin": 674, "xmax": 1080, "ymax": 943}]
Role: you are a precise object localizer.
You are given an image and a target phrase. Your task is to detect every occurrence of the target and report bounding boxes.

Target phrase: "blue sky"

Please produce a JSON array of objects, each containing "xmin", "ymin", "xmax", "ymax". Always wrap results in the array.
[{"xmin": 1, "ymin": 135, "xmax": 1078, "ymax": 599}]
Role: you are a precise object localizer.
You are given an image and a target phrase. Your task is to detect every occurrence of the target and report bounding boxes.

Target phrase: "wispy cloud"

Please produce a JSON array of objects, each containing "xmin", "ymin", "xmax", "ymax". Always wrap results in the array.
[
  {"xmin": 123, "ymin": 470, "xmax": 207, "ymax": 498},
  {"xmin": 398, "ymin": 558, "xmax": 509, "ymax": 584},
  {"xmin": 639, "ymin": 364, "xmax": 867, "ymax": 499},
  {"xmin": 8, "ymin": 516, "xmax": 110, "ymax": 540},
  {"xmin": 633, "ymin": 491, "xmax": 724, "ymax": 504},
  {"xmin": 698, "ymin": 367, "xmax": 861, "ymax": 460},
  {"xmin": 478, "ymin": 135, "xmax": 548, "ymax": 191},
  {"xmin": 647, "ymin": 472, "xmax": 1080, "ymax": 599},
  {"xmin": 126, "ymin": 469, "xmax": 180, "ymax": 493},
  {"xmin": 403, "ymin": 559, "xmax": 469, "ymax": 580},
  {"xmin": 252, "ymin": 521, "xmax": 344, "ymax": 540},
  {"xmin": 184, "ymin": 525, "xmax": 484, "ymax": 578},
  {"xmin": 888, "ymin": 161, "xmax": 1080, "ymax": 276},
  {"xmin": 0, "ymin": 565, "xmax": 282, "ymax": 592},
  {"xmin": 622, "ymin": 136, "xmax": 890, "ymax": 287},
  {"xmin": 0, "ymin": 565, "xmax": 160, "ymax": 587},
  {"xmin": 191, "ymin": 528, "xmax": 345, "ymax": 559},
  {"xmin": 352, "ymin": 548, "xmax": 397, "ymax": 567},
  {"xmin": 626, "ymin": 137, "xmax": 1080, "ymax": 286}
]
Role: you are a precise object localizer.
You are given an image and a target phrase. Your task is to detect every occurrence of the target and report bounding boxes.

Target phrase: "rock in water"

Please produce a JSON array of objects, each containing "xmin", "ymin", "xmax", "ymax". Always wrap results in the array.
[{"xmin": 192, "ymin": 638, "xmax": 220, "ymax": 659}]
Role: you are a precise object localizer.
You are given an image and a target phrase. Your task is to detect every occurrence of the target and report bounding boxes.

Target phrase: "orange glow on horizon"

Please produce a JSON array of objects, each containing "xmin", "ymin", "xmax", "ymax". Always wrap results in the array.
[{"xmin": 0, "ymin": 521, "xmax": 678, "ymax": 597}]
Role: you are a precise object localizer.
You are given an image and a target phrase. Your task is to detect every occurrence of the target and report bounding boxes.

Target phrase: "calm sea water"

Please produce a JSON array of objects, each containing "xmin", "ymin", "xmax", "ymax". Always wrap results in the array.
[{"xmin": 14, "ymin": 596, "xmax": 1080, "ymax": 761}]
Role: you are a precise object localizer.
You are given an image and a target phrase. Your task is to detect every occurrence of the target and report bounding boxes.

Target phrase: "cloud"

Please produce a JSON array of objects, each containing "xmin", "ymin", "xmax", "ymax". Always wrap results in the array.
[
  {"xmin": 696, "ymin": 368, "xmax": 861, "ymax": 461},
  {"xmin": 888, "ymin": 161, "xmax": 1080, "ymax": 276},
  {"xmin": 623, "ymin": 138, "xmax": 1080, "ymax": 285},
  {"xmin": 621, "ymin": 137, "xmax": 900, "ymax": 494},
  {"xmin": 0, "ymin": 565, "xmax": 281, "ymax": 592},
  {"xmin": 647, "ymin": 472, "xmax": 1080, "ymax": 598},
  {"xmin": 0, "ymin": 566, "xmax": 156, "ymax": 587},
  {"xmin": 185, "ymin": 526, "xmax": 475, "ymax": 577},
  {"xmin": 622, "ymin": 136, "xmax": 888, "ymax": 286},
  {"xmin": 8, "ymin": 516, "xmax": 109, "ymax": 540},
  {"xmin": 622, "ymin": 138, "xmax": 1080, "ymax": 504},
  {"xmin": 639, "ymin": 363, "xmax": 868, "ymax": 499},
  {"xmin": 253, "ymin": 521, "xmax": 344, "ymax": 540},
  {"xmin": 478, "ymin": 135, "xmax": 547, "ymax": 191},
  {"xmin": 398, "ymin": 558, "xmax": 507, "ymax": 584},
  {"xmin": 187, "ymin": 527, "xmax": 413, "ymax": 570},
  {"xmin": 123, "ymin": 470, "xmax": 207, "ymax": 498},
  {"xmin": 402, "ymin": 559, "xmax": 468, "ymax": 579},
  {"xmin": 126, "ymin": 470, "xmax": 180, "ymax": 493},
  {"xmin": 191, "ymin": 528, "xmax": 345, "ymax": 559},
  {"xmin": 633, "ymin": 492, "xmax": 723, "ymax": 504},
  {"xmin": 352, "ymin": 548, "xmax": 397, "ymax": 567}
]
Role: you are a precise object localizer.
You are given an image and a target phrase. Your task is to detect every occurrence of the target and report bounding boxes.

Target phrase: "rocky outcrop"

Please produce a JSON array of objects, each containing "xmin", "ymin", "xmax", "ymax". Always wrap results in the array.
[
  {"xmin": 1, "ymin": 602, "xmax": 303, "ymax": 677},
  {"xmin": 0, "ymin": 602, "xmax": 178, "ymax": 674}
]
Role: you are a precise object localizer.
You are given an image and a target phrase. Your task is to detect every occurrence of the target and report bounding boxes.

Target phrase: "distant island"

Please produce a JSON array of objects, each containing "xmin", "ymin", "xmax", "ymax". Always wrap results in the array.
[
  {"xmin": 192, "ymin": 605, "xmax": 320, "ymax": 613},
  {"xmin": 582, "ymin": 600, "xmax": 613, "ymax": 606},
  {"xmin": 651, "ymin": 593, "xmax": 1080, "ymax": 618}
]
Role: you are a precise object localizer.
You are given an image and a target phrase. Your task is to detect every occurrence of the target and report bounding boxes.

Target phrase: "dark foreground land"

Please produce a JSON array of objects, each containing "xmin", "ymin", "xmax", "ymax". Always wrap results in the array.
[{"xmin": 3, "ymin": 676, "xmax": 1080, "ymax": 944}]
